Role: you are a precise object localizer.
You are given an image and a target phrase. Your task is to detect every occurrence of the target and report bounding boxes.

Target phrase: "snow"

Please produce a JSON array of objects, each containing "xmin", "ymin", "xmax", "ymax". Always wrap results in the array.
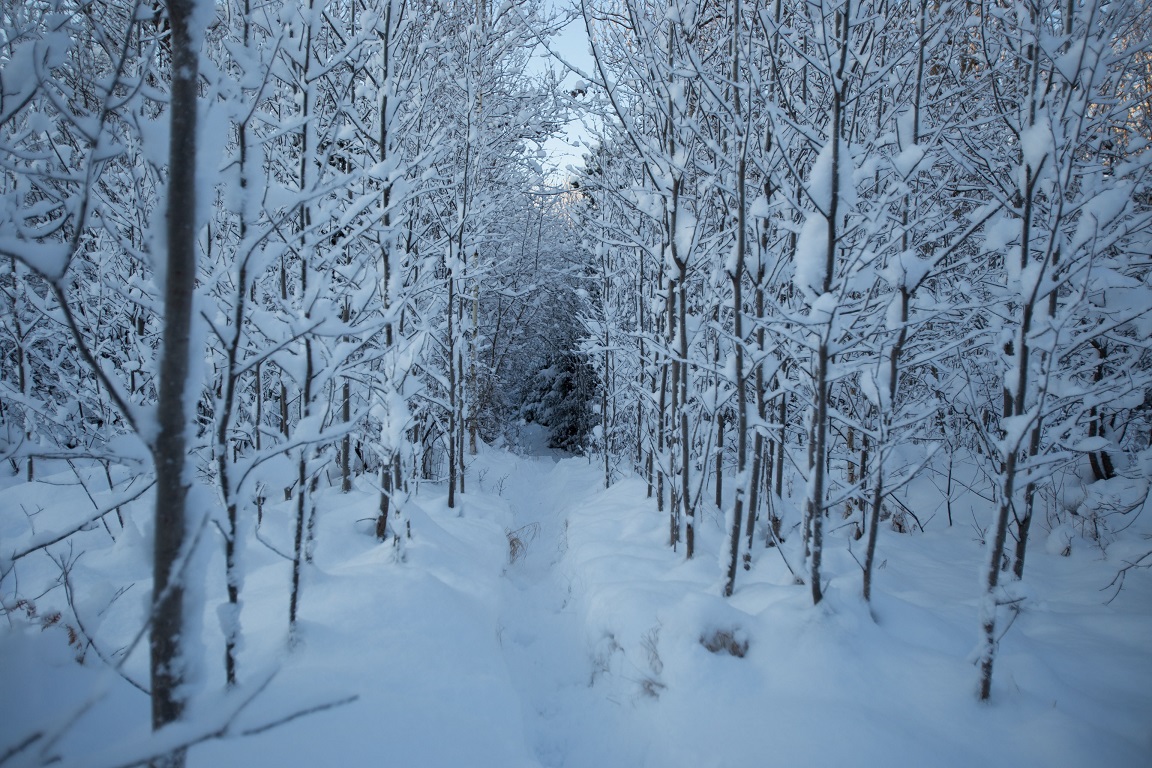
[
  {"xmin": 983, "ymin": 212, "xmax": 1018, "ymax": 259},
  {"xmin": 1071, "ymin": 183, "xmax": 1132, "ymax": 254},
  {"xmin": 0, "ymin": 238, "xmax": 71, "ymax": 284},
  {"xmin": 3, "ymin": 447, "xmax": 1152, "ymax": 767},
  {"xmin": 891, "ymin": 143, "xmax": 926, "ymax": 179},
  {"xmin": 673, "ymin": 208, "xmax": 696, "ymax": 266},
  {"xmin": 793, "ymin": 213, "xmax": 828, "ymax": 298},
  {"xmin": 807, "ymin": 137, "xmax": 857, "ymax": 213},
  {"xmin": 1019, "ymin": 118, "xmax": 1052, "ymax": 174}
]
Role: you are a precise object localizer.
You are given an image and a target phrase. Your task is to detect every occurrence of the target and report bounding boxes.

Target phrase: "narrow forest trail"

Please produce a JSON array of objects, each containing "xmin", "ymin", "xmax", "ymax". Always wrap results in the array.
[
  {"xmin": 497, "ymin": 453, "xmax": 590, "ymax": 767},
  {"xmin": 478, "ymin": 427, "xmax": 645, "ymax": 767}
]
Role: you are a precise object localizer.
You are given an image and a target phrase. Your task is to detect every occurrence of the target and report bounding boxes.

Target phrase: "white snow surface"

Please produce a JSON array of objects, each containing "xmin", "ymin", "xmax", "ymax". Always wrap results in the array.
[{"xmin": 2, "ymin": 442, "xmax": 1152, "ymax": 767}]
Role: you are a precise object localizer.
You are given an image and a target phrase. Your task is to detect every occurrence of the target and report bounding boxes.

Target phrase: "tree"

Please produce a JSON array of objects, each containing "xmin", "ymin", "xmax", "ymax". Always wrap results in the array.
[
  {"xmin": 0, "ymin": 0, "xmax": 208, "ymax": 761},
  {"xmin": 963, "ymin": 0, "xmax": 1152, "ymax": 701},
  {"xmin": 150, "ymin": 1, "xmax": 203, "ymax": 756}
]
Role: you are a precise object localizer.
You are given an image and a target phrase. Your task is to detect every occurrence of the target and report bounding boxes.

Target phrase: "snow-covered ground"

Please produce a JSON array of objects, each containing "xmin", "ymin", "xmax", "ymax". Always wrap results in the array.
[{"xmin": 3, "ymin": 431, "xmax": 1151, "ymax": 767}]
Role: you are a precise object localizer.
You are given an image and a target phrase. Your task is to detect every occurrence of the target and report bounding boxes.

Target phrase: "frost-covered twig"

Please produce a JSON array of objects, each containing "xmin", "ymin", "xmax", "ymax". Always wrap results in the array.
[
  {"xmin": 4, "ymin": 479, "xmax": 155, "ymax": 565},
  {"xmin": 58, "ymin": 557, "xmax": 149, "ymax": 695},
  {"xmin": 235, "ymin": 693, "xmax": 360, "ymax": 738},
  {"xmin": 90, "ymin": 684, "xmax": 359, "ymax": 768},
  {"xmin": 1102, "ymin": 549, "xmax": 1152, "ymax": 605},
  {"xmin": 252, "ymin": 525, "xmax": 294, "ymax": 562}
]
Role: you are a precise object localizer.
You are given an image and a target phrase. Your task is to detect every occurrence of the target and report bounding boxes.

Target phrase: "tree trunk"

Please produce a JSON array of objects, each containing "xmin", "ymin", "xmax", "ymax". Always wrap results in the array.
[
  {"xmin": 724, "ymin": 10, "xmax": 747, "ymax": 596},
  {"xmin": 447, "ymin": 262, "xmax": 458, "ymax": 509},
  {"xmin": 150, "ymin": 0, "xmax": 201, "ymax": 762}
]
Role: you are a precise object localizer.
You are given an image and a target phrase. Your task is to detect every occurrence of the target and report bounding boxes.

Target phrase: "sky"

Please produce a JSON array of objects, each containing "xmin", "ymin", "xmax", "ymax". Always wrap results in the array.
[{"xmin": 533, "ymin": 2, "xmax": 597, "ymax": 181}]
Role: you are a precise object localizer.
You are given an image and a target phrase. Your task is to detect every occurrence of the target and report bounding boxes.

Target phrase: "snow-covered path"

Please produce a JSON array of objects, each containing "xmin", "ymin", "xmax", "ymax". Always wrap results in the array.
[
  {"xmin": 478, "ymin": 435, "xmax": 644, "ymax": 767},
  {"xmin": 495, "ymin": 454, "xmax": 597, "ymax": 766}
]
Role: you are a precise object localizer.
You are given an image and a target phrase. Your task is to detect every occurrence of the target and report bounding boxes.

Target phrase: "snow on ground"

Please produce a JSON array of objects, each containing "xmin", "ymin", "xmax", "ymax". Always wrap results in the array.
[{"xmin": 3, "ymin": 439, "xmax": 1152, "ymax": 767}]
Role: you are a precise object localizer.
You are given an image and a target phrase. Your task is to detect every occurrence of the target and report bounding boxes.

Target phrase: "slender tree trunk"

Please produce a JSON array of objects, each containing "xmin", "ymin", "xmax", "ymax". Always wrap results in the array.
[
  {"xmin": 341, "ymin": 302, "xmax": 352, "ymax": 493},
  {"xmin": 447, "ymin": 265, "xmax": 458, "ymax": 509},
  {"xmin": 724, "ymin": 181, "xmax": 747, "ymax": 594},
  {"xmin": 983, "ymin": 150, "xmax": 1038, "ymax": 696},
  {"xmin": 375, "ymin": 7, "xmax": 397, "ymax": 531},
  {"xmin": 216, "ymin": 269, "xmax": 245, "ymax": 687},
  {"xmin": 660, "ymin": 277, "xmax": 672, "ymax": 542},
  {"xmin": 603, "ymin": 345, "xmax": 611, "ymax": 488},
  {"xmin": 254, "ymin": 361, "xmax": 262, "ymax": 452},
  {"xmin": 808, "ymin": 340, "xmax": 831, "ymax": 605},
  {"xmin": 457, "ymin": 344, "xmax": 466, "ymax": 493},
  {"xmin": 745, "ymin": 281, "xmax": 766, "ymax": 567},
  {"xmin": 150, "ymin": 1, "xmax": 201, "ymax": 762},
  {"xmin": 715, "ymin": 411, "xmax": 724, "ymax": 509},
  {"xmin": 1086, "ymin": 341, "xmax": 1115, "ymax": 481},
  {"xmin": 289, "ymin": 0, "xmax": 317, "ymax": 634},
  {"xmin": 8, "ymin": 257, "xmax": 32, "ymax": 482},
  {"xmin": 289, "ymin": 337, "xmax": 313, "ymax": 636},
  {"xmin": 678, "ymin": 276, "xmax": 692, "ymax": 558},
  {"xmin": 774, "ymin": 386, "xmax": 786, "ymax": 501},
  {"xmin": 724, "ymin": 2, "xmax": 748, "ymax": 596},
  {"xmin": 979, "ymin": 454, "xmax": 1016, "ymax": 701},
  {"xmin": 376, "ymin": 455, "xmax": 394, "ymax": 538},
  {"xmin": 807, "ymin": 0, "xmax": 852, "ymax": 607}
]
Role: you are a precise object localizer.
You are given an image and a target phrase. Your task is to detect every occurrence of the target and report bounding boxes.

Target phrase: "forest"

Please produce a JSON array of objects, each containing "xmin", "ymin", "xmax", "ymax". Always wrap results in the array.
[{"xmin": 2, "ymin": 0, "xmax": 1151, "ymax": 765}]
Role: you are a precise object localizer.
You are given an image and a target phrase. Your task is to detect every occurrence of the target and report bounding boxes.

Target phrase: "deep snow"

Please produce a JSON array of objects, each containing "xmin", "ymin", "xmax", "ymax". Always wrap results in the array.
[{"xmin": 2, "ymin": 427, "xmax": 1151, "ymax": 767}]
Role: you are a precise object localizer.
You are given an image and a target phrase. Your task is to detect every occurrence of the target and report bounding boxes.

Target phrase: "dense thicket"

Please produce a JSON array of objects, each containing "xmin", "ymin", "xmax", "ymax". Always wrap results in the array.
[
  {"xmin": 1, "ymin": 0, "xmax": 1150, "ymax": 759},
  {"xmin": 0, "ymin": 0, "xmax": 574, "ymax": 760},
  {"xmin": 570, "ymin": 0, "xmax": 1152, "ymax": 698}
]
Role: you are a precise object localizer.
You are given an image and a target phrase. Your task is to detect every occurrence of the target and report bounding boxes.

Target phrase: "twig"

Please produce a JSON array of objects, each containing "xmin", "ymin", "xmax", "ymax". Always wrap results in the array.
[
  {"xmin": 253, "ymin": 524, "xmax": 294, "ymax": 561},
  {"xmin": 93, "ymin": 685, "xmax": 359, "ymax": 768},
  {"xmin": 0, "ymin": 731, "xmax": 43, "ymax": 767},
  {"xmin": 59, "ymin": 557, "xmax": 149, "ymax": 695},
  {"xmin": 65, "ymin": 459, "xmax": 114, "ymax": 539},
  {"xmin": 889, "ymin": 495, "xmax": 925, "ymax": 533},
  {"xmin": 995, "ymin": 596, "xmax": 1026, "ymax": 643},
  {"xmin": 238, "ymin": 694, "xmax": 360, "ymax": 737},
  {"xmin": 1102, "ymin": 549, "xmax": 1152, "ymax": 605},
  {"xmin": 6, "ymin": 479, "xmax": 156, "ymax": 563},
  {"xmin": 764, "ymin": 515, "xmax": 800, "ymax": 582}
]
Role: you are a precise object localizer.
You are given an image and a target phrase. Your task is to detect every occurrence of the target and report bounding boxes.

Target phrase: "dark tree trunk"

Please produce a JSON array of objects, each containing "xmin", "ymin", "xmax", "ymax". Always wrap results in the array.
[{"xmin": 150, "ymin": 1, "xmax": 201, "ymax": 763}]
